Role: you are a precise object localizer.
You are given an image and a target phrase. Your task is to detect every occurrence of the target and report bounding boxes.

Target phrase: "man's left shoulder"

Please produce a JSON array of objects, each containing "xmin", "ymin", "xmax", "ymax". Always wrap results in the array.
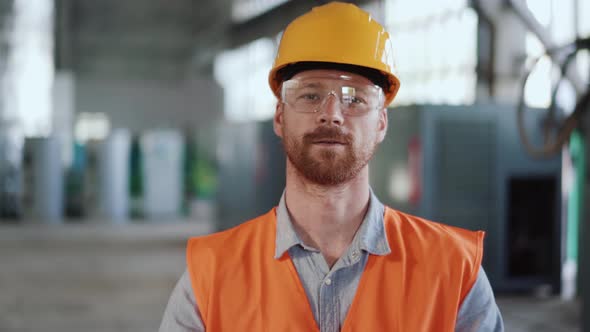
[{"xmin": 382, "ymin": 206, "xmax": 484, "ymax": 255}]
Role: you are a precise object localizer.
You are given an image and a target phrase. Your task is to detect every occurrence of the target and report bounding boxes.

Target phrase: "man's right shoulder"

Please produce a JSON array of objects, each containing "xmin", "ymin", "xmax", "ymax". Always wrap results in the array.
[{"xmin": 188, "ymin": 207, "xmax": 277, "ymax": 251}]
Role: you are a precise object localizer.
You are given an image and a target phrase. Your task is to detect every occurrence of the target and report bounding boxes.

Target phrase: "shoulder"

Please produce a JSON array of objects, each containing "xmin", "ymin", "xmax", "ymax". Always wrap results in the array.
[
  {"xmin": 383, "ymin": 206, "xmax": 484, "ymax": 253},
  {"xmin": 383, "ymin": 207, "xmax": 485, "ymax": 300},
  {"xmin": 185, "ymin": 208, "xmax": 278, "ymax": 302},
  {"xmin": 383, "ymin": 206, "xmax": 484, "ymax": 277},
  {"xmin": 188, "ymin": 208, "xmax": 276, "ymax": 251},
  {"xmin": 186, "ymin": 208, "xmax": 277, "ymax": 273}
]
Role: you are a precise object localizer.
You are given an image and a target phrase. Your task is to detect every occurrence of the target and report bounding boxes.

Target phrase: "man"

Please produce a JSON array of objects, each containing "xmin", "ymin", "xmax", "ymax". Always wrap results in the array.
[{"xmin": 160, "ymin": 2, "xmax": 504, "ymax": 331}]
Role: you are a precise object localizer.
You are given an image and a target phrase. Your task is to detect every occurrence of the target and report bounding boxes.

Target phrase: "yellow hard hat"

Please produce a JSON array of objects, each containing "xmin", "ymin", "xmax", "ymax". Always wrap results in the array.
[{"xmin": 268, "ymin": 2, "xmax": 400, "ymax": 107}]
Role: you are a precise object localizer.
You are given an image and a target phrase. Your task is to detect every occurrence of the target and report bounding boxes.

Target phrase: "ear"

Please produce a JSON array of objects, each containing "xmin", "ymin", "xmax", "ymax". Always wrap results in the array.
[
  {"xmin": 273, "ymin": 101, "xmax": 284, "ymax": 138},
  {"xmin": 376, "ymin": 107, "xmax": 388, "ymax": 143}
]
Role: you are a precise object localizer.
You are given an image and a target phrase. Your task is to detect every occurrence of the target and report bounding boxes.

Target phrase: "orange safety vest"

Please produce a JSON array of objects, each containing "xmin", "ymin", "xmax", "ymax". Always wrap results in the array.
[{"xmin": 187, "ymin": 207, "xmax": 484, "ymax": 331}]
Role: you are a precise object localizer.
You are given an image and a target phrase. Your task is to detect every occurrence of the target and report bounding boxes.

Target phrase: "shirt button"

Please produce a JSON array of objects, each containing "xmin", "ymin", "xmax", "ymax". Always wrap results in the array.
[
  {"xmin": 325, "ymin": 278, "xmax": 332, "ymax": 285},
  {"xmin": 351, "ymin": 250, "xmax": 359, "ymax": 260}
]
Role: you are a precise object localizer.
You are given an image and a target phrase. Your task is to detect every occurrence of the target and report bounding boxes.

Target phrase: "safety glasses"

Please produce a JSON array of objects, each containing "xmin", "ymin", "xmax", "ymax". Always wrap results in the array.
[{"xmin": 280, "ymin": 76, "xmax": 384, "ymax": 116}]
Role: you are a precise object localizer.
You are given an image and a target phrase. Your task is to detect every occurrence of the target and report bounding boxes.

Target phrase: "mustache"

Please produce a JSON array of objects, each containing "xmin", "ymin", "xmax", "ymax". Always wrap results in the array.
[{"xmin": 302, "ymin": 126, "xmax": 353, "ymax": 145}]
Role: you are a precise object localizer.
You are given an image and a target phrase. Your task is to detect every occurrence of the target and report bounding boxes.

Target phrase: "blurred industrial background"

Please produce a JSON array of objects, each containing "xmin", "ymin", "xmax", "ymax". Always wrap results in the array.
[{"xmin": 0, "ymin": 0, "xmax": 589, "ymax": 331}]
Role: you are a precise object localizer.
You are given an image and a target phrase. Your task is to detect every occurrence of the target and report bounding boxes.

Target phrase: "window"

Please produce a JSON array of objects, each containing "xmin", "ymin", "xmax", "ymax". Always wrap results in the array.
[
  {"xmin": 232, "ymin": 0, "xmax": 290, "ymax": 23},
  {"xmin": 2, "ymin": 0, "xmax": 54, "ymax": 136},
  {"xmin": 74, "ymin": 113, "xmax": 111, "ymax": 143},
  {"xmin": 578, "ymin": 0, "xmax": 590, "ymax": 84},
  {"xmin": 214, "ymin": 38, "xmax": 276, "ymax": 122},
  {"xmin": 524, "ymin": 0, "xmax": 588, "ymax": 110},
  {"xmin": 384, "ymin": 0, "xmax": 477, "ymax": 106}
]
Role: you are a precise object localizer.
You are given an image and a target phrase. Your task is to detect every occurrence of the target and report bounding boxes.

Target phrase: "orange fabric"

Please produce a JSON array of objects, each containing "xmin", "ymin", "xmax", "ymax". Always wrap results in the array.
[{"xmin": 187, "ymin": 207, "xmax": 484, "ymax": 331}]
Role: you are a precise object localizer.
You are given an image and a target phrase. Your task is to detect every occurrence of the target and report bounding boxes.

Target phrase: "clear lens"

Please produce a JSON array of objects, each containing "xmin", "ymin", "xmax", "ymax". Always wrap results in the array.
[{"xmin": 281, "ymin": 77, "xmax": 383, "ymax": 115}]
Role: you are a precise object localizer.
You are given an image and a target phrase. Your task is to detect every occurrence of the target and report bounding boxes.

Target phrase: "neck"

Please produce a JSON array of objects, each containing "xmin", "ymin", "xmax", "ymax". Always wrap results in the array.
[{"xmin": 284, "ymin": 161, "xmax": 370, "ymax": 267}]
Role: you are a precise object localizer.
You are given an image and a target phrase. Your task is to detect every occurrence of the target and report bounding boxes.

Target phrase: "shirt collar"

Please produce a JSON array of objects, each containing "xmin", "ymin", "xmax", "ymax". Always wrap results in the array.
[{"xmin": 274, "ymin": 189, "xmax": 391, "ymax": 259}]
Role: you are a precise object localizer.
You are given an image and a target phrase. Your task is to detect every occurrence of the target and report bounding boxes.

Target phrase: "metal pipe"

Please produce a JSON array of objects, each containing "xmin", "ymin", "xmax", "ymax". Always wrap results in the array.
[
  {"xmin": 470, "ymin": 0, "xmax": 497, "ymax": 98},
  {"xmin": 507, "ymin": 0, "xmax": 586, "ymax": 94}
]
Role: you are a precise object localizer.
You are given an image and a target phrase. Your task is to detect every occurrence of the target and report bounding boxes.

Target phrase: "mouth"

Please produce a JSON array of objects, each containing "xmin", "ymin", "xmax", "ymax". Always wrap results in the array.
[{"xmin": 312, "ymin": 140, "xmax": 347, "ymax": 146}]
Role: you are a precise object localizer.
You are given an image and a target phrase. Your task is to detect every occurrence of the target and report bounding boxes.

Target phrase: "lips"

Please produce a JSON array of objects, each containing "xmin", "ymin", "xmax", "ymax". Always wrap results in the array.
[
  {"xmin": 304, "ymin": 127, "xmax": 352, "ymax": 146},
  {"xmin": 313, "ymin": 139, "xmax": 346, "ymax": 145}
]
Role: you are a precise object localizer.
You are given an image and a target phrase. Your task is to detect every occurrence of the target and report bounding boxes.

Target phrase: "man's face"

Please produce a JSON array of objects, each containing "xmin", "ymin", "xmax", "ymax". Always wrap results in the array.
[{"xmin": 273, "ymin": 69, "xmax": 388, "ymax": 186}]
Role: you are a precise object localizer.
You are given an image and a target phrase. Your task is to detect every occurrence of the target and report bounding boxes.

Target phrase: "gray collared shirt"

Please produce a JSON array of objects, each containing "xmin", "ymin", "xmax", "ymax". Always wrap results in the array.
[{"xmin": 160, "ymin": 191, "xmax": 504, "ymax": 331}]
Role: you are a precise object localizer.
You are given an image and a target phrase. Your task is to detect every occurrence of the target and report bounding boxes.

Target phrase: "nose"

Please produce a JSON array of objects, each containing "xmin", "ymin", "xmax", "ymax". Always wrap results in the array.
[{"xmin": 317, "ymin": 92, "xmax": 344, "ymax": 126}]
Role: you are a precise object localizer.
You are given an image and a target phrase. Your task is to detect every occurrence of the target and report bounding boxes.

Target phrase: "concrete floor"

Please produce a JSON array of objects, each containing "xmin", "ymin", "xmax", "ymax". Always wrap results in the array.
[
  {"xmin": 497, "ymin": 296, "xmax": 579, "ymax": 331},
  {"xmin": 0, "ymin": 222, "xmax": 582, "ymax": 332}
]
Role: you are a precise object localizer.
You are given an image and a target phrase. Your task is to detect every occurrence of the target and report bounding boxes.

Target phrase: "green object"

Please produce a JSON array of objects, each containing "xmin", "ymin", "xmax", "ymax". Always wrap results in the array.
[
  {"xmin": 64, "ymin": 142, "xmax": 86, "ymax": 218},
  {"xmin": 129, "ymin": 136, "xmax": 143, "ymax": 196},
  {"xmin": 183, "ymin": 135, "xmax": 198, "ymax": 215},
  {"xmin": 184, "ymin": 135, "xmax": 198, "ymax": 198},
  {"xmin": 195, "ymin": 156, "xmax": 217, "ymax": 199},
  {"xmin": 567, "ymin": 130, "xmax": 585, "ymax": 262},
  {"xmin": 182, "ymin": 134, "xmax": 218, "ymax": 216},
  {"xmin": 129, "ymin": 135, "xmax": 144, "ymax": 218}
]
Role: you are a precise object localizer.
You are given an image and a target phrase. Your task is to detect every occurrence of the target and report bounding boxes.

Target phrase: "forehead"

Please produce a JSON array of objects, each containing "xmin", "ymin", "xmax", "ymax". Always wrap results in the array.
[{"xmin": 290, "ymin": 69, "xmax": 374, "ymax": 86}]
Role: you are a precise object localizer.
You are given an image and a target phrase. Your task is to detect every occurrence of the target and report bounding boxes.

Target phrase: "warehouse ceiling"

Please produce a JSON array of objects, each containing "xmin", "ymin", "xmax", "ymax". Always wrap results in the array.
[
  {"xmin": 56, "ymin": 0, "xmax": 234, "ymax": 79},
  {"xmin": 55, "ymin": 0, "xmax": 378, "ymax": 80},
  {"xmin": 0, "ymin": 0, "xmax": 377, "ymax": 80}
]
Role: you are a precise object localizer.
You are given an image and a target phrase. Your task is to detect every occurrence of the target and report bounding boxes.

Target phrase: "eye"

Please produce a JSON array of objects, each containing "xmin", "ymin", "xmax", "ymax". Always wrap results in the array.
[
  {"xmin": 343, "ymin": 95, "xmax": 366, "ymax": 105},
  {"xmin": 298, "ymin": 93, "xmax": 321, "ymax": 102},
  {"xmin": 351, "ymin": 96, "xmax": 366, "ymax": 104}
]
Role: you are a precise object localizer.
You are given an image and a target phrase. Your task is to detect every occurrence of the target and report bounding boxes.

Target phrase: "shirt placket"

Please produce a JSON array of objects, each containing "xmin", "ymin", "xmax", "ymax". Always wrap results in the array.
[
  {"xmin": 318, "ymin": 247, "xmax": 364, "ymax": 332},
  {"xmin": 319, "ymin": 270, "xmax": 339, "ymax": 332}
]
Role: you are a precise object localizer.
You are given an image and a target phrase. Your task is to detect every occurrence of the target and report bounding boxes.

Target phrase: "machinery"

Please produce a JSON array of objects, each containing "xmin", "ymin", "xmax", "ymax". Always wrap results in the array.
[
  {"xmin": 216, "ymin": 120, "xmax": 285, "ymax": 231},
  {"xmin": 370, "ymin": 104, "xmax": 562, "ymax": 294}
]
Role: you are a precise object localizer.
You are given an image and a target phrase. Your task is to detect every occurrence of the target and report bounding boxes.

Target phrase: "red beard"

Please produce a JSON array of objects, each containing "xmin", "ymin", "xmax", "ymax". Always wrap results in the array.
[{"xmin": 282, "ymin": 125, "xmax": 376, "ymax": 186}]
